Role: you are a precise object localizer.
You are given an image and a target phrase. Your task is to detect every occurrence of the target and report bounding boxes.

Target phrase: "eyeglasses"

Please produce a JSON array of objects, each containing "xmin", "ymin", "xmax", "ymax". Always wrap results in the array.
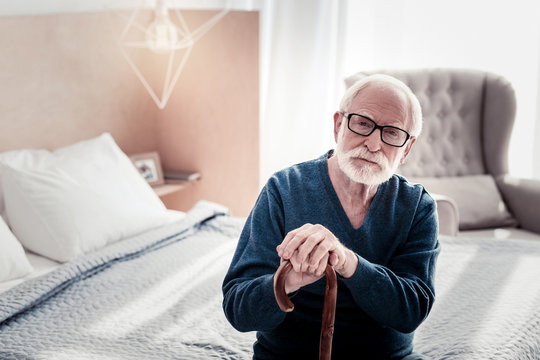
[{"xmin": 344, "ymin": 113, "xmax": 411, "ymax": 148}]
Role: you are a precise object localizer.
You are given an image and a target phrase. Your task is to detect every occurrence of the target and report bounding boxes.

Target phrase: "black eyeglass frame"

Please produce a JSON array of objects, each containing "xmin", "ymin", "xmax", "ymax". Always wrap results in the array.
[{"xmin": 343, "ymin": 112, "xmax": 411, "ymax": 148}]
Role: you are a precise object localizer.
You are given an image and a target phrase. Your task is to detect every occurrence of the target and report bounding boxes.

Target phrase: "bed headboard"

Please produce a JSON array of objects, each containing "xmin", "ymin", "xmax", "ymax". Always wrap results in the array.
[
  {"xmin": 0, "ymin": 9, "xmax": 259, "ymax": 216},
  {"xmin": 0, "ymin": 11, "xmax": 158, "ymax": 153}
]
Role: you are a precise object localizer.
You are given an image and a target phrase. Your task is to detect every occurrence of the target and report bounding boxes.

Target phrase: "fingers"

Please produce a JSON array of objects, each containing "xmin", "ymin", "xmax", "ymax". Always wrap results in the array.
[
  {"xmin": 313, "ymin": 253, "xmax": 330, "ymax": 276},
  {"xmin": 306, "ymin": 239, "xmax": 332, "ymax": 270},
  {"xmin": 331, "ymin": 247, "xmax": 360, "ymax": 279},
  {"xmin": 278, "ymin": 224, "xmax": 327, "ymax": 264},
  {"xmin": 275, "ymin": 224, "xmax": 357, "ymax": 290},
  {"xmin": 329, "ymin": 252, "xmax": 340, "ymax": 267},
  {"xmin": 277, "ymin": 224, "xmax": 345, "ymax": 275},
  {"xmin": 277, "ymin": 223, "xmax": 314, "ymax": 259},
  {"xmin": 277, "ymin": 254, "xmax": 328, "ymax": 294}
]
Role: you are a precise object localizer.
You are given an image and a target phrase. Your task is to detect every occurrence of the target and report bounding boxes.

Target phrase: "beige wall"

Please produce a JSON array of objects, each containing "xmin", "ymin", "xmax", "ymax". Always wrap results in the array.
[
  {"xmin": 0, "ymin": 10, "xmax": 259, "ymax": 217},
  {"xmin": 156, "ymin": 11, "xmax": 259, "ymax": 217},
  {"xmin": 0, "ymin": 12, "xmax": 159, "ymax": 154}
]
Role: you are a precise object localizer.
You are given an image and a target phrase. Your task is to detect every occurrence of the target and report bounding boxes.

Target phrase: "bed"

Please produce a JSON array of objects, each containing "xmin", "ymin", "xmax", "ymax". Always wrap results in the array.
[
  {"xmin": 1, "ymin": 134, "xmax": 540, "ymax": 359},
  {"xmin": 2, "ymin": 216, "xmax": 540, "ymax": 359},
  {"xmin": 0, "ymin": 133, "xmax": 257, "ymax": 359},
  {"xmin": 0, "ymin": 201, "xmax": 256, "ymax": 359},
  {"xmin": 414, "ymin": 235, "xmax": 540, "ymax": 359}
]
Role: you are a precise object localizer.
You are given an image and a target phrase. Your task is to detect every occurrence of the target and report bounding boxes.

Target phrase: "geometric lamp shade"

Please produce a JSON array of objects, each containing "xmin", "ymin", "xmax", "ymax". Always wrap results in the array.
[{"xmin": 113, "ymin": 0, "xmax": 229, "ymax": 109}]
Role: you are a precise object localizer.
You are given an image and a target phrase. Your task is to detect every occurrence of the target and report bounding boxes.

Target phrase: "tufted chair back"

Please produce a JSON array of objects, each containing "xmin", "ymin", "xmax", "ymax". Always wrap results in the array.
[
  {"xmin": 345, "ymin": 69, "xmax": 521, "ymax": 235},
  {"xmin": 345, "ymin": 68, "xmax": 516, "ymax": 179}
]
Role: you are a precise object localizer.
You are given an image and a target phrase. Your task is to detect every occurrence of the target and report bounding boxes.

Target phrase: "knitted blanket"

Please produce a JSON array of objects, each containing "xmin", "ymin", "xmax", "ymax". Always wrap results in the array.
[
  {"xmin": 0, "ymin": 201, "xmax": 255, "ymax": 359},
  {"xmin": 2, "ymin": 201, "xmax": 540, "ymax": 359},
  {"xmin": 414, "ymin": 235, "xmax": 540, "ymax": 359}
]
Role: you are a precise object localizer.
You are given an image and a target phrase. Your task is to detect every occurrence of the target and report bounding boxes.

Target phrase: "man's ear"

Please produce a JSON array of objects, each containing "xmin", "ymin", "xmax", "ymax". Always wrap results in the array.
[
  {"xmin": 400, "ymin": 137, "xmax": 416, "ymax": 164},
  {"xmin": 333, "ymin": 112, "xmax": 343, "ymax": 142}
]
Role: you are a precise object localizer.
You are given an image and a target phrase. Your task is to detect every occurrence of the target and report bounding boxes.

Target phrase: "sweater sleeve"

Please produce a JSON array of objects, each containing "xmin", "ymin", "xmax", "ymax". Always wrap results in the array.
[
  {"xmin": 222, "ymin": 180, "xmax": 287, "ymax": 332},
  {"xmin": 341, "ymin": 191, "xmax": 440, "ymax": 333}
]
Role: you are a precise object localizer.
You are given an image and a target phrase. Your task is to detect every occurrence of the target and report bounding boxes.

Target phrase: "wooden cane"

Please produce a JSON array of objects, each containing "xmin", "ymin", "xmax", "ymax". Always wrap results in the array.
[{"xmin": 274, "ymin": 260, "xmax": 338, "ymax": 360}]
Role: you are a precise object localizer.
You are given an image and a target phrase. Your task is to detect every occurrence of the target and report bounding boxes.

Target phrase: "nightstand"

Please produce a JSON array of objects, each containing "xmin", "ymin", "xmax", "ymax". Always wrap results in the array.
[
  {"xmin": 153, "ymin": 181, "xmax": 191, "ymax": 199},
  {"xmin": 152, "ymin": 172, "xmax": 201, "ymax": 209}
]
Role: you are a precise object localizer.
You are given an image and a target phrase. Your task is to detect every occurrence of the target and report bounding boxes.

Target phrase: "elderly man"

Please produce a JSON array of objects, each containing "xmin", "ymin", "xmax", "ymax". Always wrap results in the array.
[{"xmin": 222, "ymin": 74, "xmax": 440, "ymax": 359}]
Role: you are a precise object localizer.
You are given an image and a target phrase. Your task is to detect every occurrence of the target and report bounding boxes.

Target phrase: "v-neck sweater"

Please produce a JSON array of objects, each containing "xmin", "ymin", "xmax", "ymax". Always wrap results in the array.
[{"xmin": 223, "ymin": 151, "xmax": 440, "ymax": 359}]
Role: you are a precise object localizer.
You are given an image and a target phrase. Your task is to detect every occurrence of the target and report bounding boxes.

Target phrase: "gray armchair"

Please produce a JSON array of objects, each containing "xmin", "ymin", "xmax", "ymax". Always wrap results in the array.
[{"xmin": 345, "ymin": 68, "xmax": 540, "ymax": 239}]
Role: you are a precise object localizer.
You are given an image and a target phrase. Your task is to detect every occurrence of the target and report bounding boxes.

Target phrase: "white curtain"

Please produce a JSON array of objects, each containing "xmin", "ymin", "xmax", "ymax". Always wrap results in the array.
[
  {"xmin": 259, "ymin": 0, "xmax": 347, "ymax": 185},
  {"xmin": 260, "ymin": 0, "xmax": 540, "ymax": 185},
  {"xmin": 341, "ymin": 0, "xmax": 540, "ymax": 180}
]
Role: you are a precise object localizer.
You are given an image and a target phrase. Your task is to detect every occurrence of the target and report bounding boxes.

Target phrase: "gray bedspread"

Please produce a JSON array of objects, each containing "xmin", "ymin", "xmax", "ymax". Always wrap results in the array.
[
  {"xmin": 414, "ymin": 235, "xmax": 540, "ymax": 359},
  {"xmin": 2, "ymin": 201, "xmax": 540, "ymax": 359},
  {"xmin": 0, "ymin": 201, "xmax": 255, "ymax": 360}
]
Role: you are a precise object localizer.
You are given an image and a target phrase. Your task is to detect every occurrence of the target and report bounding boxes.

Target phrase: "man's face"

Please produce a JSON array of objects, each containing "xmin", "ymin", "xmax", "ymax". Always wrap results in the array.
[{"xmin": 334, "ymin": 83, "xmax": 415, "ymax": 185}]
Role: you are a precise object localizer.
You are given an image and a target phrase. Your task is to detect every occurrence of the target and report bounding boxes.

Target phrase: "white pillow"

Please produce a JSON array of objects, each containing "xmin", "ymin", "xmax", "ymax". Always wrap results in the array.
[
  {"xmin": 0, "ymin": 216, "xmax": 33, "ymax": 282},
  {"xmin": 0, "ymin": 148, "xmax": 52, "ymax": 220},
  {"xmin": 52, "ymin": 133, "xmax": 164, "ymax": 210},
  {"xmin": 0, "ymin": 133, "xmax": 173, "ymax": 262},
  {"xmin": 0, "ymin": 133, "xmax": 164, "ymax": 219}
]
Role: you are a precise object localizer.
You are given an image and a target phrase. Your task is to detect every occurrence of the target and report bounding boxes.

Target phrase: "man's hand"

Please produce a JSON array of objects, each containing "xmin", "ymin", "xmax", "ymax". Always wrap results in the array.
[{"xmin": 275, "ymin": 224, "xmax": 358, "ymax": 293}]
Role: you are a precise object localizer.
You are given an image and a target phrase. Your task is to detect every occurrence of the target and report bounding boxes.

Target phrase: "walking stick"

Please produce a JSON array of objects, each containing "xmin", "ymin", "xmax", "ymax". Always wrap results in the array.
[{"xmin": 274, "ymin": 260, "xmax": 338, "ymax": 360}]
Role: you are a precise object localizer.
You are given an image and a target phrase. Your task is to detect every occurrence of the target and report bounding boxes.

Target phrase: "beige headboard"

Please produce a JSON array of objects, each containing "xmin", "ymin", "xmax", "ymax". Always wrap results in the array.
[{"xmin": 0, "ymin": 9, "xmax": 259, "ymax": 216}]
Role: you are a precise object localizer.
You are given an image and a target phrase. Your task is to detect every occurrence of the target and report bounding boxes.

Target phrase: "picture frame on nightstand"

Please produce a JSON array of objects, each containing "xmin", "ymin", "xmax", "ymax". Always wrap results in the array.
[{"xmin": 129, "ymin": 151, "xmax": 165, "ymax": 186}]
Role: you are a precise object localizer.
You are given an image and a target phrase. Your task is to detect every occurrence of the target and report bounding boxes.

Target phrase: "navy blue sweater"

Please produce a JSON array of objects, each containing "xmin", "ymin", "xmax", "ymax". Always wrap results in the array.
[{"xmin": 222, "ymin": 152, "xmax": 440, "ymax": 359}]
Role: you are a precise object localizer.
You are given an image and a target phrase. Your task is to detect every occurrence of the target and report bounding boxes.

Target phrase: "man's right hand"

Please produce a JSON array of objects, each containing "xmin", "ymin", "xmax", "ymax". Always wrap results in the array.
[
  {"xmin": 273, "ymin": 252, "xmax": 329, "ymax": 294},
  {"xmin": 276, "ymin": 223, "xmax": 358, "ymax": 285}
]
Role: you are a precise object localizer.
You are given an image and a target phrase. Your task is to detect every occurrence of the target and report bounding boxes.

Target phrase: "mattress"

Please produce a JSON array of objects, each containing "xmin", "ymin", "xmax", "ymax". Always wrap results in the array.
[{"xmin": 1, "ymin": 203, "xmax": 539, "ymax": 359}]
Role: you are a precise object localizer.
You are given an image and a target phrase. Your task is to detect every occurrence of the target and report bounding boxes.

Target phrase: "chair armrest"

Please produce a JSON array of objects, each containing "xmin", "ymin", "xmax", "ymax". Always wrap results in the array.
[
  {"xmin": 431, "ymin": 193, "xmax": 459, "ymax": 236},
  {"xmin": 496, "ymin": 175, "xmax": 540, "ymax": 234}
]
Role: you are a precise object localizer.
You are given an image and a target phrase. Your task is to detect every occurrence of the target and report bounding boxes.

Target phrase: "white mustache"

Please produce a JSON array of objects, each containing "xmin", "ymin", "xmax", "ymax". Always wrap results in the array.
[{"xmin": 343, "ymin": 147, "xmax": 387, "ymax": 167}]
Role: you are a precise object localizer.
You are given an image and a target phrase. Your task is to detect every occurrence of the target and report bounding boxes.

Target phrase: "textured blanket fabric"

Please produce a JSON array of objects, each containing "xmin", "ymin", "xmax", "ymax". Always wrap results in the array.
[
  {"xmin": 414, "ymin": 235, "xmax": 540, "ymax": 359},
  {"xmin": 0, "ymin": 201, "xmax": 255, "ymax": 360},
  {"xmin": 2, "ymin": 202, "xmax": 540, "ymax": 359}
]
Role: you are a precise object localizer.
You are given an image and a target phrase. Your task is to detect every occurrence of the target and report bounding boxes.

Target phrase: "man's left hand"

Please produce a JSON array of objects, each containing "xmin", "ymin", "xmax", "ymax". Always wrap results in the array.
[{"xmin": 276, "ymin": 223, "xmax": 358, "ymax": 279}]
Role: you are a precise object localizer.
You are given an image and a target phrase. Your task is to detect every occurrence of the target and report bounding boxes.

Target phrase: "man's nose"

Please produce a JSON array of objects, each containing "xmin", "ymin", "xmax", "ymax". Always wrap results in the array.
[{"xmin": 363, "ymin": 129, "xmax": 383, "ymax": 152}]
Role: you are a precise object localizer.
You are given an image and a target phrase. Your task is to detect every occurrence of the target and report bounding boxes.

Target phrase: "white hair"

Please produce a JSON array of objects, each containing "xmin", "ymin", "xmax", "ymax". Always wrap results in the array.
[{"xmin": 340, "ymin": 74, "xmax": 423, "ymax": 137}]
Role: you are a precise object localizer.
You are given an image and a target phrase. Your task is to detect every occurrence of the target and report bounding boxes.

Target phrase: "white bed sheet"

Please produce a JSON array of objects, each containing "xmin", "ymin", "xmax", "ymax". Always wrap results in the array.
[{"xmin": 0, "ymin": 252, "xmax": 61, "ymax": 294}]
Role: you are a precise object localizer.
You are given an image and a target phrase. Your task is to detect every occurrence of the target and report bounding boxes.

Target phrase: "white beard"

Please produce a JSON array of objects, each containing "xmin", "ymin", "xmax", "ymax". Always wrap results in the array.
[{"xmin": 335, "ymin": 126, "xmax": 400, "ymax": 185}]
